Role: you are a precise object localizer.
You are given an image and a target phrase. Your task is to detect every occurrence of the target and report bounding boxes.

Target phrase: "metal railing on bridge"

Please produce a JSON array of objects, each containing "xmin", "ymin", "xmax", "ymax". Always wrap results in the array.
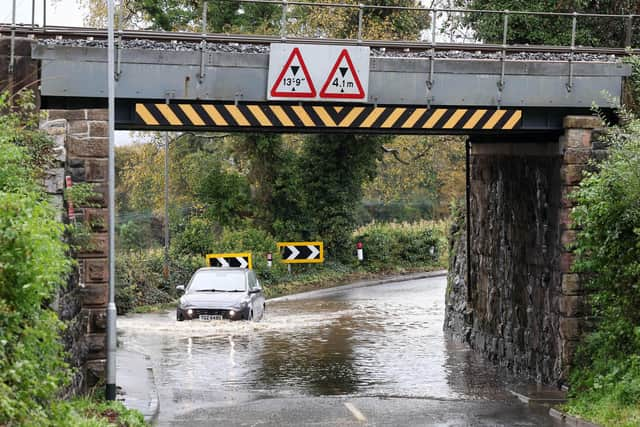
[{"xmin": 5, "ymin": 0, "xmax": 640, "ymax": 51}]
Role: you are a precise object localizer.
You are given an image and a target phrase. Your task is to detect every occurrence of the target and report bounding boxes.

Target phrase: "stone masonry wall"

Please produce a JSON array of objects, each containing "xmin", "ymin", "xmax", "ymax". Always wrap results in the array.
[
  {"xmin": 444, "ymin": 116, "xmax": 603, "ymax": 384},
  {"xmin": 557, "ymin": 116, "xmax": 605, "ymax": 380},
  {"xmin": 41, "ymin": 109, "xmax": 110, "ymax": 391}
]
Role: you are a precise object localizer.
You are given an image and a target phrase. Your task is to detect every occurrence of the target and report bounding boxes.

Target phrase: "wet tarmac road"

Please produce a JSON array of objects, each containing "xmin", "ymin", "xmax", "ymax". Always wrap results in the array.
[{"xmin": 118, "ymin": 275, "xmax": 556, "ymax": 426}]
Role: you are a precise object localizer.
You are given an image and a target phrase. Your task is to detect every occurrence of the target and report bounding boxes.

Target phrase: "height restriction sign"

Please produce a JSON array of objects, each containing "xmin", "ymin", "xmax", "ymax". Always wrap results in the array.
[{"xmin": 268, "ymin": 44, "xmax": 370, "ymax": 102}]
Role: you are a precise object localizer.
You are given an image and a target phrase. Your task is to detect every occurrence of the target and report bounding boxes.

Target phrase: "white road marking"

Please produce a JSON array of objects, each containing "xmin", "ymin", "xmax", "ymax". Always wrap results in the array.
[{"xmin": 344, "ymin": 402, "xmax": 367, "ymax": 422}]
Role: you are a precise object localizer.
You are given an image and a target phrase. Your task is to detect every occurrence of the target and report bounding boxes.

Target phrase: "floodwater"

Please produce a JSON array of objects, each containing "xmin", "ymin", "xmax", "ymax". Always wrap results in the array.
[{"xmin": 118, "ymin": 276, "xmax": 555, "ymax": 425}]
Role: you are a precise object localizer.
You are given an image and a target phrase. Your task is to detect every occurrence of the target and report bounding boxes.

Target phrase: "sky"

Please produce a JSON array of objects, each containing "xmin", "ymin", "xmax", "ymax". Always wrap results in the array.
[{"xmin": 1, "ymin": 0, "xmax": 86, "ymax": 28}]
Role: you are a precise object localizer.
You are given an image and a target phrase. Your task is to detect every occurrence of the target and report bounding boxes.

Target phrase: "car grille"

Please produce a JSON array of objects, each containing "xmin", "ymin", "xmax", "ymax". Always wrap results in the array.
[{"xmin": 192, "ymin": 308, "xmax": 230, "ymax": 319}]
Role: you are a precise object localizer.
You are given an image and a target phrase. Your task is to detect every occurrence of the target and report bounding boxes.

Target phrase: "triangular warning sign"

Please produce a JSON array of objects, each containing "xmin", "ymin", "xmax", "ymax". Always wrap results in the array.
[
  {"xmin": 320, "ymin": 49, "xmax": 366, "ymax": 99},
  {"xmin": 270, "ymin": 47, "xmax": 316, "ymax": 98}
]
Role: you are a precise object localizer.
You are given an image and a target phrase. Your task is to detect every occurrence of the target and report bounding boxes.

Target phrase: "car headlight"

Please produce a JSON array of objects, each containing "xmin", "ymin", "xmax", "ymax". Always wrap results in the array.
[{"xmin": 187, "ymin": 309, "xmax": 193, "ymax": 316}]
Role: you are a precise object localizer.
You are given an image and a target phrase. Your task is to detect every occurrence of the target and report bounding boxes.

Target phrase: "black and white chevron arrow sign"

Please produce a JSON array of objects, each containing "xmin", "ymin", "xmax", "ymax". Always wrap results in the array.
[
  {"xmin": 277, "ymin": 242, "xmax": 324, "ymax": 264},
  {"xmin": 205, "ymin": 253, "xmax": 252, "ymax": 269}
]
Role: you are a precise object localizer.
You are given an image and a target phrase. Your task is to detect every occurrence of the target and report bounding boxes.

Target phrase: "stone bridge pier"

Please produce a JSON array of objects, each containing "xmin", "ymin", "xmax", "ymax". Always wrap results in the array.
[
  {"xmin": 445, "ymin": 116, "xmax": 604, "ymax": 384},
  {"xmin": 41, "ymin": 109, "xmax": 110, "ymax": 392}
]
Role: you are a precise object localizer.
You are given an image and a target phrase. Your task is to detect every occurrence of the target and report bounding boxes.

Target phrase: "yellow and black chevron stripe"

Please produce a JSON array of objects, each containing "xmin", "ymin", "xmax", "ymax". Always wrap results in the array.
[{"xmin": 135, "ymin": 103, "xmax": 522, "ymax": 131}]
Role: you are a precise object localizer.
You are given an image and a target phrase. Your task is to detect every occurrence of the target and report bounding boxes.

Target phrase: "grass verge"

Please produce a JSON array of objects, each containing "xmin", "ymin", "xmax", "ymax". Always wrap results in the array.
[
  {"xmin": 562, "ymin": 398, "xmax": 640, "ymax": 427},
  {"xmin": 60, "ymin": 397, "xmax": 146, "ymax": 426}
]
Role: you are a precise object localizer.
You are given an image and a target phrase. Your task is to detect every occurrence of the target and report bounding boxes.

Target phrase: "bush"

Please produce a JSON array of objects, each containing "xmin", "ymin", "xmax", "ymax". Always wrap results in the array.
[
  {"xmin": 565, "ymin": 116, "xmax": 640, "ymax": 425},
  {"xmin": 353, "ymin": 221, "xmax": 444, "ymax": 271},
  {"xmin": 0, "ymin": 93, "xmax": 73, "ymax": 425},
  {"xmin": 115, "ymin": 248, "xmax": 202, "ymax": 314},
  {"xmin": 171, "ymin": 215, "xmax": 216, "ymax": 256}
]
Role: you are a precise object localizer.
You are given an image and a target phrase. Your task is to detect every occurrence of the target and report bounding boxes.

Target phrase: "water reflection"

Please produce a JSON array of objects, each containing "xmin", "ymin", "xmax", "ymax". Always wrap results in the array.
[
  {"xmin": 256, "ymin": 313, "xmax": 360, "ymax": 395},
  {"xmin": 118, "ymin": 276, "xmax": 536, "ymax": 421}
]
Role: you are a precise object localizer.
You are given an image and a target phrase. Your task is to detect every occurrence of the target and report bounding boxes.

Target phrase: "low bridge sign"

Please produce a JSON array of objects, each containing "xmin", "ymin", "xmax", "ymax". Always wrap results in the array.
[
  {"xmin": 206, "ymin": 253, "xmax": 252, "ymax": 269},
  {"xmin": 268, "ymin": 44, "xmax": 369, "ymax": 102},
  {"xmin": 277, "ymin": 242, "xmax": 324, "ymax": 264}
]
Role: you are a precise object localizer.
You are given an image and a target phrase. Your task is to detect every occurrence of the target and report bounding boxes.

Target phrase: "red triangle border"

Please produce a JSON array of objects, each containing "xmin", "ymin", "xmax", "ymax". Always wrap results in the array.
[
  {"xmin": 319, "ymin": 49, "xmax": 366, "ymax": 99},
  {"xmin": 270, "ymin": 47, "xmax": 317, "ymax": 98}
]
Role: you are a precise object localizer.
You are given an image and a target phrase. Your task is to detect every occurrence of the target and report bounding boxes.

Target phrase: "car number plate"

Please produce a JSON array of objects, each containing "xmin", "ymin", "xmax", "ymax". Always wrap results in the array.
[{"xmin": 199, "ymin": 314, "xmax": 222, "ymax": 321}]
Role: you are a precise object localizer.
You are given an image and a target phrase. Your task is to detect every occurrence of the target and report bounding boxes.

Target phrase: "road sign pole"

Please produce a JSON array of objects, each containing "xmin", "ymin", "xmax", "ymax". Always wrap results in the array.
[
  {"xmin": 106, "ymin": 0, "xmax": 117, "ymax": 402},
  {"xmin": 163, "ymin": 131, "xmax": 170, "ymax": 280}
]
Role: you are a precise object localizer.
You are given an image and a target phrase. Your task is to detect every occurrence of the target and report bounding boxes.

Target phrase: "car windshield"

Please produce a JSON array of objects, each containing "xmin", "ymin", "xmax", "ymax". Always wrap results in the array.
[{"xmin": 187, "ymin": 270, "xmax": 246, "ymax": 293}]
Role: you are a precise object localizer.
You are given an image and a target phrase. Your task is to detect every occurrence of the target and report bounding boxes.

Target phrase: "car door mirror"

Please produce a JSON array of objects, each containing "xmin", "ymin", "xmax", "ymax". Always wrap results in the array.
[{"xmin": 176, "ymin": 285, "xmax": 185, "ymax": 293}]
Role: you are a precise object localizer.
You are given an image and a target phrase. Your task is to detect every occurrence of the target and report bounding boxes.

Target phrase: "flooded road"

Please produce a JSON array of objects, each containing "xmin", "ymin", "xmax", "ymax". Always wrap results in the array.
[{"xmin": 118, "ymin": 275, "xmax": 555, "ymax": 426}]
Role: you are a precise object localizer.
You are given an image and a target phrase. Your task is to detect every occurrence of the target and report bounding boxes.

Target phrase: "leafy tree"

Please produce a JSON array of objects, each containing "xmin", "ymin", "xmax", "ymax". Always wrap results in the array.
[
  {"xmin": 78, "ymin": 0, "xmax": 280, "ymax": 32},
  {"xmin": 197, "ymin": 162, "xmax": 253, "ymax": 227},
  {"xmin": 363, "ymin": 135, "xmax": 465, "ymax": 220},
  {"xmin": 289, "ymin": 0, "xmax": 430, "ymax": 40},
  {"xmin": 116, "ymin": 133, "xmax": 231, "ymax": 228},
  {"xmin": 298, "ymin": 134, "xmax": 384, "ymax": 260},
  {"xmin": 453, "ymin": 0, "xmax": 640, "ymax": 47},
  {"xmin": 234, "ymin": 133, "xmax": 305, "ymax": 238}
]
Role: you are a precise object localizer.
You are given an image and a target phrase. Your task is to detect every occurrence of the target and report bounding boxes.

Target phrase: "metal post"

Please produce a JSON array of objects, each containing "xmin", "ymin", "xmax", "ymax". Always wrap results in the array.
[
  {"xmin": 426, "ymin": 8, "xmax": 436, "ymax": 107},
  {"xmin": 31, "ymin": 0, "xmax": 36, "ymax": 29},
  {"xmin": 357, "ymin": 4, "xmax": 363, "ymax": 43},
  {"xmin": 498, "ymin": 10, "xmax": 509, "ymax": 105},
  {"xmin": 163, "ymin": 130, "xmax": 170, "ymax": 280},
  {"xmin": 280, "ymin": 0, "xmax": 287, "ymax": 40},
  {"xmin": 9, "ymin": 0, "xmax": 16, "ymax": 76},
  {"xmin": 625, "ymin": 15, "xmax": 633, "ymax": 49},
  {"xmin": 567, "ymin": 12, "xmax": 577, "ymax": 92},
  {"xmin": 42, "ymin": 0, "xmax": 46, "ymax": 31},
  {"xmin": 465, "ymin": 138, "xmax": 472, "ymax": 304},
  {"xmin": 106, "ymin": 0, "xmax": 117, "ymax": 402},
  {"xmin": 198, "ymin": 2, "xmax": 207, "ymax": 83},
  {"xmin": 202, "ymin": 1, "xmax": 207, "ymax": 34},
  {"xmin": 115, "ymin": 3, "xmax": 122, "ymax": 81}
]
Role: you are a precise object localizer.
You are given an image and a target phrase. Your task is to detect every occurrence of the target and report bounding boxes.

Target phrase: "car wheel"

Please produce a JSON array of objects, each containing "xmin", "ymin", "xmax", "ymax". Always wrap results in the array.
[{"xmin": 176, "ymin": 310, "xmax": 183, "ymax": 322}]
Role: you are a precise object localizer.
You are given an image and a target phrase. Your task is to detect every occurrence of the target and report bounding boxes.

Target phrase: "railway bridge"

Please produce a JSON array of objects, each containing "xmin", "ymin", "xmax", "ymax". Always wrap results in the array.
[{"xmin": 0, "ymin": 2, "xmax": 633, "ymax": 390}]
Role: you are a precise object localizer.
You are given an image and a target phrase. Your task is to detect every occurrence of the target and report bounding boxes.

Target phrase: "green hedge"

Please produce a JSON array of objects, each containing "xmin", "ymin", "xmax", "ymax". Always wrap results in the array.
[
  {"xmin": 116, "ymin": 249, "xmax": 202, "ymax": 314},
  {"xmin": 564, "ymin": 116, "xmax": 640, "ymax": 426},
  {"xmin": 353, "ymin": 221, "xmax": 443, "ymax": 271},
  {"xmin": 0, "ymin": 91, "xmax": 93, "ymax": 425}
]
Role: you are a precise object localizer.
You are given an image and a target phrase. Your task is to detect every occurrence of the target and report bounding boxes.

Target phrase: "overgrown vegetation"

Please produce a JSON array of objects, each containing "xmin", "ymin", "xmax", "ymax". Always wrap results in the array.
[
  {"xmin": 118, "ymin": 219, "xmax": 448, "ymax": 312},
  {"xmin": 562, "ymin": 113, "xmax": 640, "ymax": 427},
  {"xmin": 452, "ymin": 0, "xmax": 640, "ymax": 47},
  {"xmin": 0, "ymin": 91, "xmax": 144, "ymax": 425}
]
